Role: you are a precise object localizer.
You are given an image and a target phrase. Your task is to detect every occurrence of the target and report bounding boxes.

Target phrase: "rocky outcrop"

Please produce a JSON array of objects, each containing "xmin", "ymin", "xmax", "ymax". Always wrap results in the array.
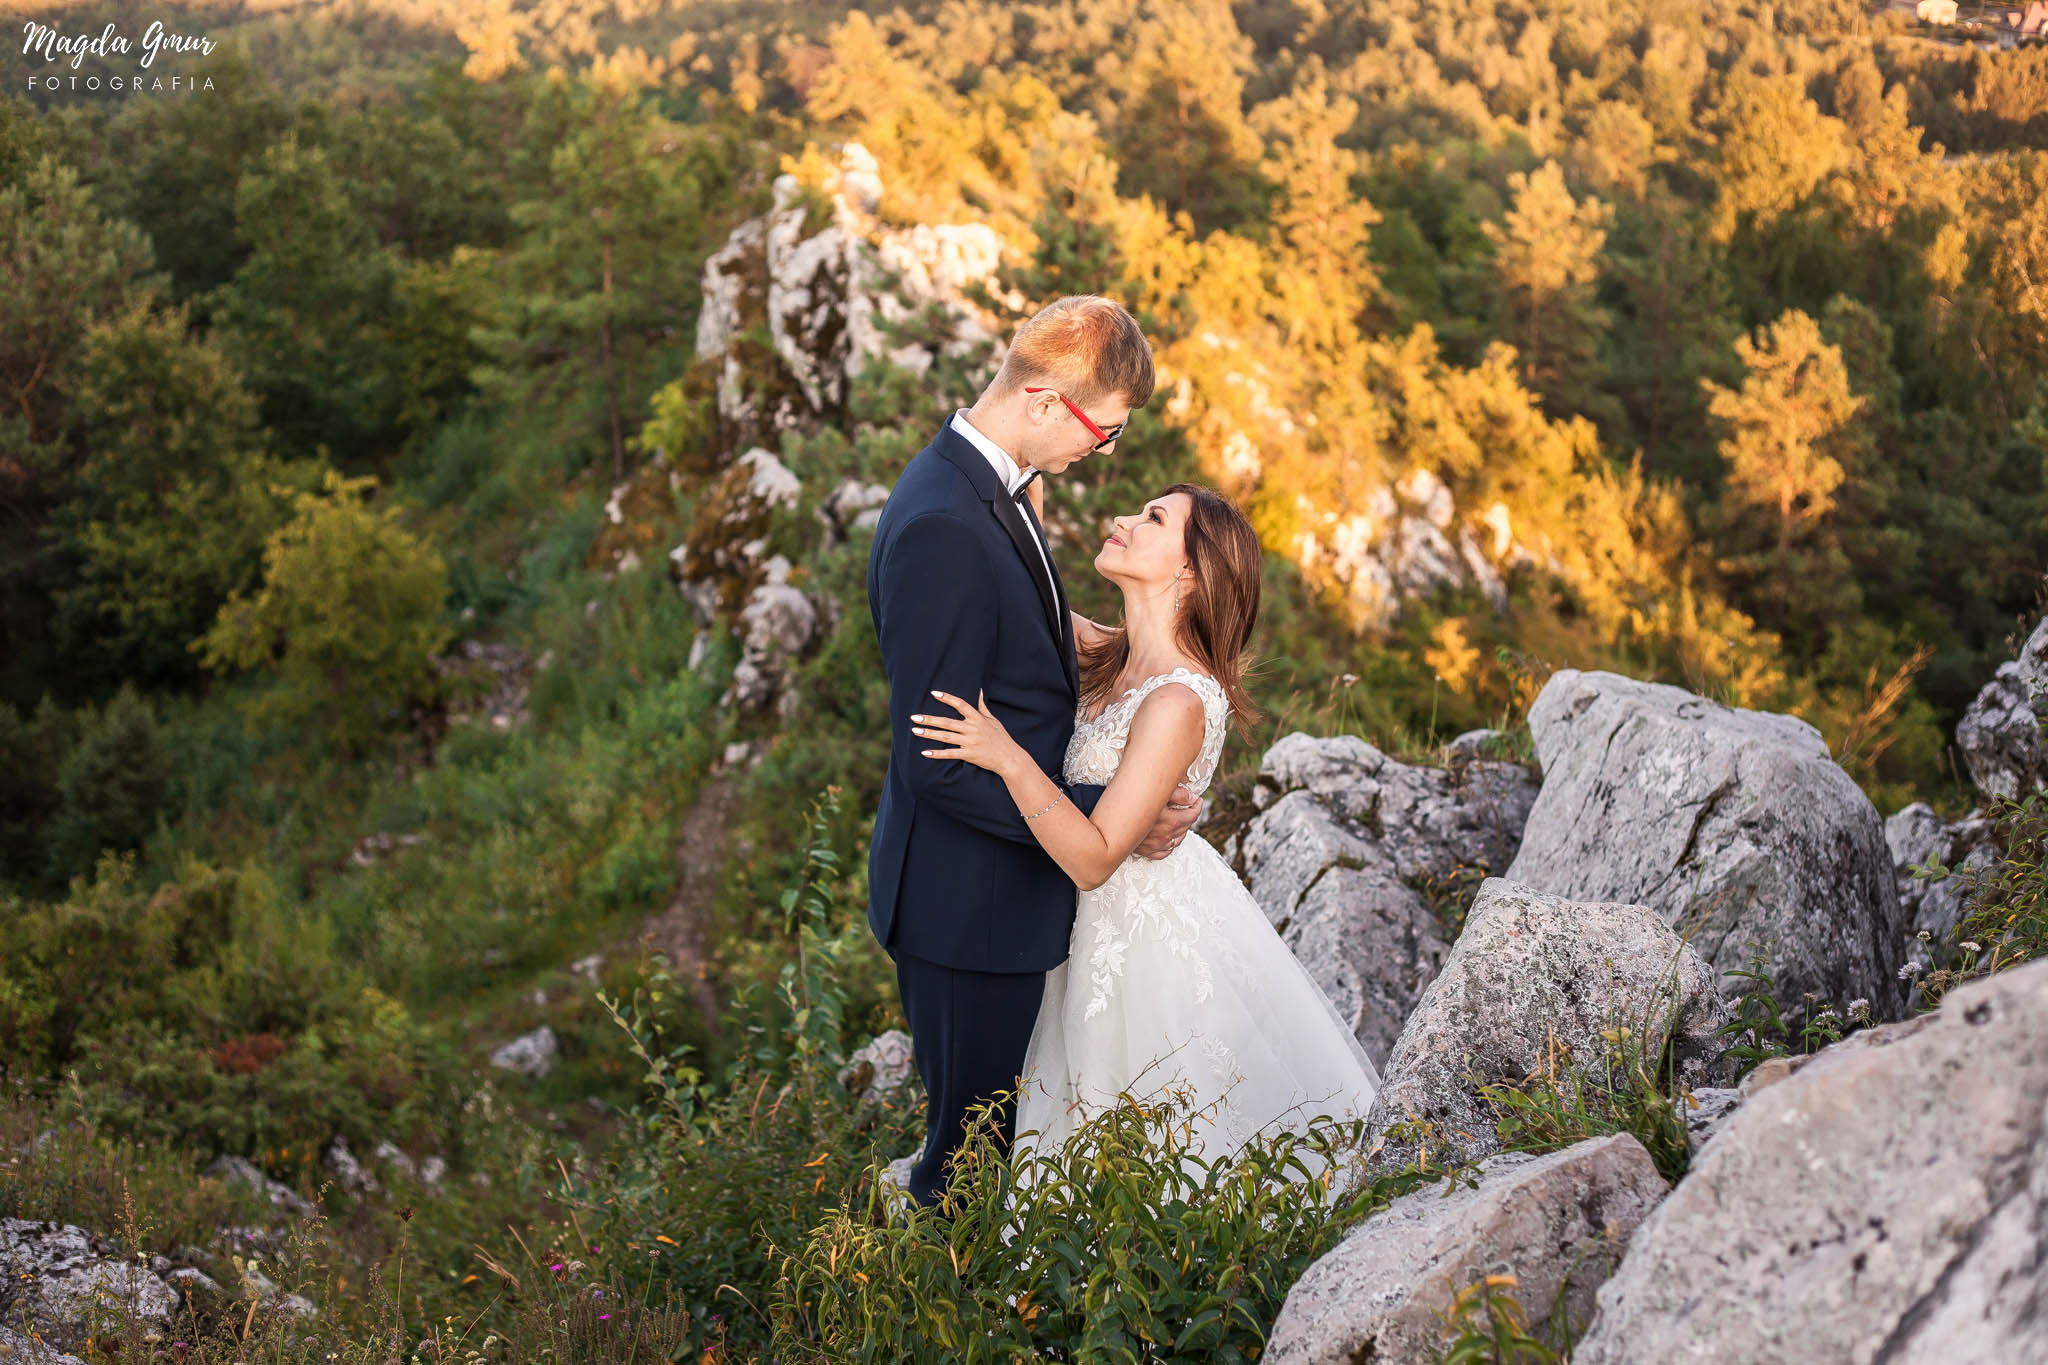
[
  {"xmin": 668, "ymin": 447, "xmax": 825, "ymax": 714},
  {"xmin": 0, "ymin": 1326, "xmax": 84, "ymax": 1364},
  {"xmin": 670, "ymin": 447, "xmax": 803, "ymax": 628},
  {"xmin": 371, "ymin": 1139, "xmax": 447, "ymax": 1187},
  {"xmin": 1506, "ymin": 669, "xmax": 1908, "ymax": 1023},
  {"xmin": 1575, "ymin": 957, "xmax": 2048, "ymax": 1364},
  {"xmin": 723, "ymin": 556, "xmax": 824, "ymax": 716},
  {"xmin": 839, "ymin": 1029, "xmax": 916, "ymax": 1106},
  {"xmin": 1674, "ymin": 1085, "xmax": 1742, "ymax": 1157},
  {"xmin": 1236, "ymin": 734, "xmax": 1537, "ymax": 1065},
  {"xmin": 204, "ymin": 1154, "xmax": 312, "ymax": 1217},
  {"xmin": 1886, "ymin": 801, "xmax": 1998, "ymax": 971},
  {"xmin": 1162, "ymin": 331, "xmax": 1539, "ymax": 629},
  {"xmin": 0, "ymin": 1220, "xmax": 177, "ymax": 1352},
  {"xmin": 489, "ymin": 1025, "xmax": 558, "ymax": 1079},
  {"xmin": 816, "ymin": 477, "xmax": 889, "ymax": 548},
  {"xmin": 1266, "ymin": 1134, "xmax": 1667, "ymax": 1364},
  {"xmin": 323, "ymin": 1135, "xmax": 377, "ymax": 1195},
  {"xmin": 694, "ymin": 143, "xmax": 1004, "ymax": 448},
  {"xmin": 1956, "ymin": 615, "xmax": 2047, "ymax": 801},
  {"xmin": 1362, "ymin": 879, "xmax": 1730, "ymax": 1171},
  {"xmin": 433, "ymin": 640, "xmax": 538, "ymax": 733}
]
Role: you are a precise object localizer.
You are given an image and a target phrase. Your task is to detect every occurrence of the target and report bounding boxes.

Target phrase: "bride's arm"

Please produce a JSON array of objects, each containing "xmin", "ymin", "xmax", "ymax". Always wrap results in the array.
[{"xmin": 916, "ymin": 686, "xmax": 1205, "ymax": 891}]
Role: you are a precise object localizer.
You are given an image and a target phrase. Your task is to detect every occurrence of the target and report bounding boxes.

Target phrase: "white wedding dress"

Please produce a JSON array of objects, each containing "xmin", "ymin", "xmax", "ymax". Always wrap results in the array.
[{"xmin": 1013, "ymin": 668, "xmax": 1381, "ymax": 1171}]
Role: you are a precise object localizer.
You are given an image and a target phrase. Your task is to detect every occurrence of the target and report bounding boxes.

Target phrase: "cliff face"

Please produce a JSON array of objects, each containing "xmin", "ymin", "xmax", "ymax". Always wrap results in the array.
[{"xmin": 668, "ymin": 141, "xmax": 1544, "ymax": 648}]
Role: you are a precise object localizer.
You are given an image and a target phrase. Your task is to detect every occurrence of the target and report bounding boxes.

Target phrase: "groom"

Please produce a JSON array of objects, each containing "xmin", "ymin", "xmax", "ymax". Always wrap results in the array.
[{"xmin": 866, "ymin": 295, "xmax": 1205, "ymax": 1207}]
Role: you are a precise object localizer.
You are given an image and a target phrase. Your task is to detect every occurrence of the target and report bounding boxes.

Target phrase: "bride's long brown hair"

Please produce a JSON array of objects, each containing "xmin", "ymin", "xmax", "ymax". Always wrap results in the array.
[{"xmin": 1076, "ymin": 483, "xmax": 1263, "ymax": 731}]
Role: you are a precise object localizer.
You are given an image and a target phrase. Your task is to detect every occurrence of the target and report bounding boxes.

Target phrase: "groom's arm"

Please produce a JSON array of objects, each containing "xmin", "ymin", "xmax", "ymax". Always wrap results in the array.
[{"xmin": 880, "ymin": 513, "xmax": 1082, "ymax": 846}]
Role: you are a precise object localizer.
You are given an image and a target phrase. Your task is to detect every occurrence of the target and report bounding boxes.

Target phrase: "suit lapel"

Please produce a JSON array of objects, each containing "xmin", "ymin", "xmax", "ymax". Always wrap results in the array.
[
  {"xmin": 934, "ymin": 424, "xmax": 1078, "ymax": 698},
  {"xmin": 993, "ymin": 492, "xmax": 1063, "ymax": 643},
  {"xmin": 1018, "ymin": 494, "xmax": 1081, "ymax": 697}
]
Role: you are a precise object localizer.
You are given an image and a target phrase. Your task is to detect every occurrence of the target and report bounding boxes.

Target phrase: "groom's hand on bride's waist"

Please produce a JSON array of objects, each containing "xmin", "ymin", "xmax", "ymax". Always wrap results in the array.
[{"xmin": 1132, "ymin": 784, "xmax": 1204, "ymax": 860}]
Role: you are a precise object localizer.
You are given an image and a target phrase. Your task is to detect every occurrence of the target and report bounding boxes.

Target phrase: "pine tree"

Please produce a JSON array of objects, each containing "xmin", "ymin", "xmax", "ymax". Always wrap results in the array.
[
  {"xmin": 202, "ymin": 134, "xmax": 408, "ymax": 470},
  {"xmin": 1484, "ymin": 160, "xmax": 1612, "ymax": 420},
  {"xmin": 1702, "ymin": 309, "xmax": 1864, "ymax": 554},
  {"xmin": 483, "ymin": 80, "xmax": 709, "ymax": 479},
  {"xmin": 1254, "ymin": 62, "xmax": 1381, "ymax": 354}
]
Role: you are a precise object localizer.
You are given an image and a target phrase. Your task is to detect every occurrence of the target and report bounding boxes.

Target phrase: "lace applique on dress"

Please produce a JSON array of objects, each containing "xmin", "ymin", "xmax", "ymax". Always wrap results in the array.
[
  {"xmin": 1063, "ymin": 666, "xmax": 1229, "ymax": 794},
  {"xmin": 1062, "ymin": 668, "xmax": 1231, "ymax": 1023}
]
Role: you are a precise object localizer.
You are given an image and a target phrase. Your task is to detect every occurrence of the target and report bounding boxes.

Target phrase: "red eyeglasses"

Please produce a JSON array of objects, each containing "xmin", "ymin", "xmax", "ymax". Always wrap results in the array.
[{"xmin": 1024, "ymin": 387, "xmax": 1129, "ymax": 452}]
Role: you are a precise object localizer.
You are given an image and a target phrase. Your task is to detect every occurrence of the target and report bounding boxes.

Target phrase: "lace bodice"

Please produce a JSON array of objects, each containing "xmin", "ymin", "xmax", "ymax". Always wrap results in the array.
[{"xmin": 1063, "ymin": 666, "xmax": 1230, "ymax": 796}]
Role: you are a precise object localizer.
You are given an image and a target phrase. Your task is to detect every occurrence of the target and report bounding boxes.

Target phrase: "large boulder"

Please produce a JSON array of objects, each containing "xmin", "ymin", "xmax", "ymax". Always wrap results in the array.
[
  {"xmin": 1506, "ymin": 669, "xmax": 1908, "ymax": 1023},
  {"xmin": 1266, "ymin": 1134, "xmax": 1667, "ymax": 1365},
  {"xmin": 1955, "ymin": 615, "xmax": 2047, "ymax": 801},
  {"xmin": 1575, "ymin": 957, "xmax": 2048, "ymax": 1364},
  {"xmin": 0, "ymin": 1220, "xmax": 177, "ymax": 1352},
  {"xmin": 1237, "ymin": 734, "xmax": 1538, "ymax": 1066},
  {"xmin": 489, "ymin": 1025, "xmax": 558, "ymax": 1079},
  {"xmin": 1362, "ymin": 879, "xmax": 1730, "ymax": 1171}
]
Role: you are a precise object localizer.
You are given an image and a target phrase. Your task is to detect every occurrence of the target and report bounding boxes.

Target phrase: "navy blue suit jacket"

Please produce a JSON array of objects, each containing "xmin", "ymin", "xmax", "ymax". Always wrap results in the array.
[{"xmin": 866, "ymin": 421, "xmax": 1105, "ymax": 974}]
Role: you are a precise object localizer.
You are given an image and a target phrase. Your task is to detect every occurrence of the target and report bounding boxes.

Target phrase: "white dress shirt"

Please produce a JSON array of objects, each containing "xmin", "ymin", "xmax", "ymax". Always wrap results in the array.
[{"xmin": 950, "ymin": 409, "xmax": 1057, "ymax": 600}]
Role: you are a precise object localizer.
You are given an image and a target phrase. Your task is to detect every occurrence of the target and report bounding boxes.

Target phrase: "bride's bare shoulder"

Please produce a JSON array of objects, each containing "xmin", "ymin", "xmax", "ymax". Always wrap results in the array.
[{"xmin": 1124, "ymin": 679, "xmax": 1208, "ymax": 751}]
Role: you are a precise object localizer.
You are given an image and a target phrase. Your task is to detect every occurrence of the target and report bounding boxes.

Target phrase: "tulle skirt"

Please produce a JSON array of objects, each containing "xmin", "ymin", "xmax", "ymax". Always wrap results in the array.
[{"xmin": 1013, "ymin": 834, "xmax": 1382, "ymax": 1180}]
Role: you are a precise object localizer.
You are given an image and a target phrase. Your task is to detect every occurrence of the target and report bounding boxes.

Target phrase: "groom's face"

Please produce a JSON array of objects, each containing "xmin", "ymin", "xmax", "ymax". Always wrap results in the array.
[{"xmin": 1023, "ymin": 388, "xmax": 1133, "ymax": 475}]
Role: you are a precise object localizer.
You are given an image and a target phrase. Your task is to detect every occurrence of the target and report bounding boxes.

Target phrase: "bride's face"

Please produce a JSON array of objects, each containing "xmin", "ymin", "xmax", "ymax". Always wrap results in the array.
[{"xmin": 1096, "ymin": 492, "xmax": 1192, "ymax": 589}]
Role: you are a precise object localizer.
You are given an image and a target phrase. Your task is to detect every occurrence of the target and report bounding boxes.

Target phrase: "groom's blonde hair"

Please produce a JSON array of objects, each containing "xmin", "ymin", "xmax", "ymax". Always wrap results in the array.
[{"xmin": 990, "ymin": 295, "xmax": 1155, "ymax": 410}]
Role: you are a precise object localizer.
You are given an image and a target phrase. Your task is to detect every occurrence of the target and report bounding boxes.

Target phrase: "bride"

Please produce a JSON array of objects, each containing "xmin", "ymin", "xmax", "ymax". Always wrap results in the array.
[{"xmin": 911, "ymin": 481, "xmax": 1380, "ymax": 1171}]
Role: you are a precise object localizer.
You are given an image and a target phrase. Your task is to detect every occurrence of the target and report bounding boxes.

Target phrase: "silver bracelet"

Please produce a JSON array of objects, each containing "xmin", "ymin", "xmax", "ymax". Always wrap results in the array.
[{"xmin": 1025, "ymin": 790, "xmax": 1065, "ymax": 821}]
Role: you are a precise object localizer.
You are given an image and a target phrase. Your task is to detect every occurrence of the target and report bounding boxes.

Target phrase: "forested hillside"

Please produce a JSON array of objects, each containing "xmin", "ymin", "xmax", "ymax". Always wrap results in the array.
[{"xmin": 2, "ymin": 0, "xmax": 2046, "ymax": 1358}]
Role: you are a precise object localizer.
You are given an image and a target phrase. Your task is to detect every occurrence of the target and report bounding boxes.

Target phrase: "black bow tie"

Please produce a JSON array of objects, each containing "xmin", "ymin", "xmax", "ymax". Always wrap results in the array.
[{"xmin": 1011, "ymin": 469, "xmax": 1039, "ymax": 499}]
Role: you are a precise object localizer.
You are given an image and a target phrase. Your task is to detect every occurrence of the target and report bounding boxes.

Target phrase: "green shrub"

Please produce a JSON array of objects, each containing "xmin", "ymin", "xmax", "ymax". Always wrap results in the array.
[
  {"xmin": 1478, "ymin": 1025, "xmax": 1692, "ymax": 1185},
  {"xmin": 40, "ymin": 683, "xmax": 176, "ymax": 884},
  {"xmin": 771, "ymin": 1091, "xmax": 1422, "ymax": 1363},
  {"xmin": 0, "ymin": 853, "xmax": 454, "ymax": 1161},
  {"xmin": 0, "ymin": 694, "xmax": 76, "ymax": 888},
  {"xmin": 581, "ymin": 789, "xmax": 921, "ymax": 1356},
  {"xmin": 1431, "ymin": 1271, "xmax": 1567, "ymax": 1364},
  {"xmin": 195, "ymin": 469, "xmax": 452, "ymax": 756}
]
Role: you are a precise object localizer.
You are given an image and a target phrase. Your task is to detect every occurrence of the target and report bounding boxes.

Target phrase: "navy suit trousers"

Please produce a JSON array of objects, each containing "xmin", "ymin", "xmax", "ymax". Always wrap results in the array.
[{"xmin": 893, "ymin": 949, "xmax": 1045, "ymax": 1208}]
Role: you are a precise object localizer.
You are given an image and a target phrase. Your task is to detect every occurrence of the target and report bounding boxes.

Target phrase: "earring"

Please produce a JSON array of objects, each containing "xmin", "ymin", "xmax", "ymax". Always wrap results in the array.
[{"xmin": 1173, "ymin": 567, "xmax": 1183, "ymax": 614}]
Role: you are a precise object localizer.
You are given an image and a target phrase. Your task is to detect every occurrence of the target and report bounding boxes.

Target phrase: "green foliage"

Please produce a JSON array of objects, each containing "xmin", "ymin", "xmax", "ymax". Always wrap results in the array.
[
  {"xmin": 38, "ymin": 684, "xmax": 176, "ymax": 886},
  {"xmin": 1478, "ymin": 1019, "xmax": 1693, "ymax": 1185},
  {"xmin": 1431, "ymin": 1272, "xmax": 1567, "ymax": 1364},
  {"xmin": 1909, "ymin": 792, "xmax": 2048, "ymax": 1010},
  {"xmin": 0, "ymin": 853, "xmax": 453, "ymax": 1159},
  {"xmin": 1713, "ymin": 943, "xmax": 1880, "ymax": 1075},
  {"xmin": 52, "ymin": 297, "xmax": 316, "ymax": 689},
  {"xmin": 196, "ymin": 470, "xmax": 452, "ymax": 756},
  {"xmin": 202, "ymin": 131, "xmax": 412, "ymax": 468},
  {"xmin": 772, "ymin": 1092, "xmax": 1423, "ymax": 1363},
  {"xmin": 585, "ymin": 788, "xmax": 918, "ymax": 1356}
]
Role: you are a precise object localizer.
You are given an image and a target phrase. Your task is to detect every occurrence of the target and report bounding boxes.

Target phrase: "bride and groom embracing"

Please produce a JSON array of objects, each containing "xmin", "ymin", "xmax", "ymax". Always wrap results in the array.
[{"xmin": 865, "ymin": 295, "xmax": 1380, "ymax": 1210}]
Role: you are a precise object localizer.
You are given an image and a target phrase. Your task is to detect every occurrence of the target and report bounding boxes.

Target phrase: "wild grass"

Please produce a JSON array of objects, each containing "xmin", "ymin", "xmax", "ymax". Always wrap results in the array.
[
  {"xmin": 1909, "ymin": 792, "xmax": 2048, "ymax": 1010},
  {"xmin": 1476, "ymin": 961, "xmax": 1700, "ymax": 1184}
]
